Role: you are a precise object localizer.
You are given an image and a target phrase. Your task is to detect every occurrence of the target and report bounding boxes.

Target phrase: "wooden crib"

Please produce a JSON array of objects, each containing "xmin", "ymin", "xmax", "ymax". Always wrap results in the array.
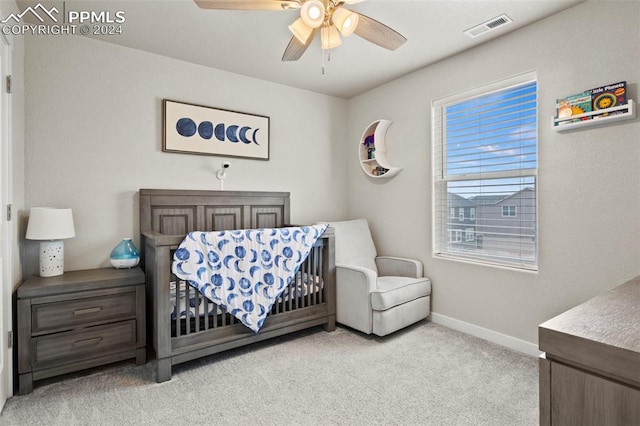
[{"xmin": 140, "ymin": 189, "xmax": 336, "ymax": 382}]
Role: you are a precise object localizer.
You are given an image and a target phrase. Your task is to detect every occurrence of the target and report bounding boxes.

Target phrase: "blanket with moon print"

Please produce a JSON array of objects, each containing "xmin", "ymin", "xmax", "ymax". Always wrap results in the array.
[{"xmin": 172, "ymin": 224, "xmax": 328, "ymax": 332}]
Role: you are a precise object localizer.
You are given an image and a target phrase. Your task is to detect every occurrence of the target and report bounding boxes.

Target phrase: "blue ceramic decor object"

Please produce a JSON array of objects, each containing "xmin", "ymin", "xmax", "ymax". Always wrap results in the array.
[{"xmin": 110, "ymin": 238, "xmax": 140, "ymax": 269}]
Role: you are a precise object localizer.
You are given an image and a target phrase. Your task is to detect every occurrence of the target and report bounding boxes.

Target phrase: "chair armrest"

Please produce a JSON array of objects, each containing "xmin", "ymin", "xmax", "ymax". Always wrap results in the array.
[
  {"xmin": 335, "ymin": 264, "xmax": 378, "ymax": 334},
  {"xmin": 375, "ymin": 256, "xmax": 424, "ymax": 278},
  {"xmin": 336, "ymin": 264, "xmax": 378, "ymax": 293}
]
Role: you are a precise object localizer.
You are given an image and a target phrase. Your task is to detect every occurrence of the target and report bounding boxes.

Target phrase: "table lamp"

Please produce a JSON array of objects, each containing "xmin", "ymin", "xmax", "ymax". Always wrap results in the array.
[{"xmin": 26, "ymin": 207, "xmax": 75, "ymax": 277}]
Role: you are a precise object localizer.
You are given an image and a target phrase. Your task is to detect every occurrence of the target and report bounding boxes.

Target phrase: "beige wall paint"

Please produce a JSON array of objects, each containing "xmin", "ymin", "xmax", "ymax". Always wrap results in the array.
[
  {"xmin": 346, "ymin": 0, "xmax": 640, "ymax": 344},
  {"xmin": 24, "ymin": 35, "xmax": 348, "ymax": 275}
]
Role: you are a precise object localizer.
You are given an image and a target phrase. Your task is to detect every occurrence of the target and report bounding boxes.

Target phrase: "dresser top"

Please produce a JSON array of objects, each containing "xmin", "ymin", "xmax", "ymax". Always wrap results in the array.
[
  {"xmin": 539, "ymin": 275, "xmax": 640, "ymax": 386},
  {"xmin": 18, "ymin": 267, "xmax": 145, "ymax": 299}
]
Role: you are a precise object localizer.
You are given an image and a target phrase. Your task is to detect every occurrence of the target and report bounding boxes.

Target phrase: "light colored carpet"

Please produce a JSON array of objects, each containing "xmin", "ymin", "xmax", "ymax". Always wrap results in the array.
[{"xmin": 0, "ymin": 321, "xmax": 538, "ymax": 425}]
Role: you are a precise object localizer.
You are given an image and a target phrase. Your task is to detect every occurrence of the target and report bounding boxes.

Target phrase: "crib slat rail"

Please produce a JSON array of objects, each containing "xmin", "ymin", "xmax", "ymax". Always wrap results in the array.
[
  {"xmin": 142, "ymin": 227, "xmax": 335, "ymax": 383},
  {"xmin": 167, "ymin": 234, "xmax": 330, "ymax": 335}
]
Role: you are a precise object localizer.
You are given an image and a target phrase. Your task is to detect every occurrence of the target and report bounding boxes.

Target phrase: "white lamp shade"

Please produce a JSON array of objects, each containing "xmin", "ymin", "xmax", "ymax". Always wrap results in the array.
[
  {"xmin": 26, "ymin": 207, "xmax": 75, "ymax": 240},
  {"xmin": 300, "ymin": 0, "xmax": 325, "ymax": 28},
  {"xmin": 332, "ymin": 7, "xmax": 359, "ymax": 36},
  {"xmin": 289, "ymin": 18, "xmax": 314, "ymax": 43},
  {"xmin": 321, "ymin": 25, "xmax": 342, "ymax": 49}
]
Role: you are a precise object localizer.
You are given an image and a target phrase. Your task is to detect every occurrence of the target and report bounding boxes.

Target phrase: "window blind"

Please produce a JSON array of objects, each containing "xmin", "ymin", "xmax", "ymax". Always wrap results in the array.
[{"xmin": 433, "ymin": 75, "xmax": 538, "ymax": 270}]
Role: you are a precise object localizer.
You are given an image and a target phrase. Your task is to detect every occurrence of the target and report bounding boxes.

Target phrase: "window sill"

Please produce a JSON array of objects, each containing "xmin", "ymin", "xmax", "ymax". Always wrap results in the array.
[{"xmin": 433, "ymin": 252, "xmax": 538, "ymax": 274}]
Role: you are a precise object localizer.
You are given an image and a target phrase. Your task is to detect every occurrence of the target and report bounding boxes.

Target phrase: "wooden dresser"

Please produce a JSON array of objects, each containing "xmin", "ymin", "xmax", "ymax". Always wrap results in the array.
[
  {"xmin": 538, "ymin": 275, "xmax": 640, "ymax": 425},
  {"xmin": 17, "ymin": 267, "xmax": 146, "ymax": 394}
]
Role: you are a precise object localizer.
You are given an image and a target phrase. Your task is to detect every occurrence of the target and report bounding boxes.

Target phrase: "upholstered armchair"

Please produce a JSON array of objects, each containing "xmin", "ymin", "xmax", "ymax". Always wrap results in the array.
[{"xmin": 326, "ymin": 219, "xmax": 431, "ymax": 336}]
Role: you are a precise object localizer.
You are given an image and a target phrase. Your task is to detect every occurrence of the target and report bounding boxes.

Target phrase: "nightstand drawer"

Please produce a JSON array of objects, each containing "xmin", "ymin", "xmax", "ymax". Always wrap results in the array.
[
  {"xmin": 18, "ymin": 268, "xmax": 146, "ymax": 394},
  {"xmin": 32, "ymin": 320, "xmax": 137, "ymax": 370},
  {"xmin": 32, "ymin": 291, "xmax": 136, "ymax": 333}
]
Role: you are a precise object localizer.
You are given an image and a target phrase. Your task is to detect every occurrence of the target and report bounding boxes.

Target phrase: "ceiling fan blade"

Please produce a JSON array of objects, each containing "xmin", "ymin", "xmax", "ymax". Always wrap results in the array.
[
  {"xmin": 282, "ymin": 30, "xmax": 317, "ymax": 61},
  {"xmin": 194, "ymin": 0, "xmax": 300, "ymax": 10},
  {"xmin": 354, "ymin": 12, "xmax": 407, "ymax": 51},
  {"xmin": 344, "ymin": 0, "xmax": 366, "ymax": 4}
]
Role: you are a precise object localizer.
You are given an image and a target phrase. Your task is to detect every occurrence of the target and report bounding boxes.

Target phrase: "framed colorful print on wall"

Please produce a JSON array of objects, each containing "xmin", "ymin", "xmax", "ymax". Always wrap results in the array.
[{"xmin": 162, "ymin": 99, "xmax": 270, "ymax": 160}]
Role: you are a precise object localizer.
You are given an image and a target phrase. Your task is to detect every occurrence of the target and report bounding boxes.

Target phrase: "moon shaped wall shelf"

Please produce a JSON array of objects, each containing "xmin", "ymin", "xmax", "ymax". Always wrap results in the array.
[{"xmin": 359, "ymin": 119, "xmax": 402, "ymax": 179}]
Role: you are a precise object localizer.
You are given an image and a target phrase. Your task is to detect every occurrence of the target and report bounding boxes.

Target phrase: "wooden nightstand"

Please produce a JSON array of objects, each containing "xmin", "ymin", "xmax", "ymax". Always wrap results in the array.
[{"xmin": 17, "ymin": 267, "xmax": 146, "ymax": 394}]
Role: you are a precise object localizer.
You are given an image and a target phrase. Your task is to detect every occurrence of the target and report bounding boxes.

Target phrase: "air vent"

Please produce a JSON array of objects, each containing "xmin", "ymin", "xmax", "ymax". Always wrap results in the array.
[{"xmin": 464, "ymin": 14, "xmax": 513, "ymax": 38}]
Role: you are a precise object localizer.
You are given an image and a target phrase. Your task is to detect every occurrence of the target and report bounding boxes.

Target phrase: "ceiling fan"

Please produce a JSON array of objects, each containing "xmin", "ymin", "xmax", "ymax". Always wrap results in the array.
[{"xmin": 194, "ymin": 0, "xmax": 407, "ymax": 61}]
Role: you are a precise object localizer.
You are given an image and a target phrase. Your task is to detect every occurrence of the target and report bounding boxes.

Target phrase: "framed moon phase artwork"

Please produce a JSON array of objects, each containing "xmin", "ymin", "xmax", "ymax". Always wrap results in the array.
[{"xmin": 162, "ymin": 99, "xmax": 270, "ymax": 160}]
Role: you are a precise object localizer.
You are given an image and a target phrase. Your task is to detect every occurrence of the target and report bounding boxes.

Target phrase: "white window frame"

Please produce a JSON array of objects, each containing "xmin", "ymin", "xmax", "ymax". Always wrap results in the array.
[
  {"xmin": 470, "ymin": 207, "xmax": 476, "ymax": 220},
  {"xmin": 458, "ymin": 208, "xmax": 464, "ymax": 221},
  {"xmin": 450, "ymin": 208, "xmax": 455, "ymax": 219},
  {"xmin": 432, "ymin": 72, "xmax": 538, "ymax": 271},
  {"xmin": 465, "ymin": 228, "xmax": 475, "ymax": 242},
  {"xmin": 502, "ymin": 205, "xmax": 517, "ymax": 217}
]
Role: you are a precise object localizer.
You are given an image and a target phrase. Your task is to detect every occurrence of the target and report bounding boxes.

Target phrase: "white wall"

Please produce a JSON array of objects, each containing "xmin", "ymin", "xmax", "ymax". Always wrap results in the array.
[
  {"xmin": 346, "ymin": 0, "xmax": 640, "ymax": 345},
  {"xmin": 24, "ymin": 34, "xmax": 348, "ymax": 274}
]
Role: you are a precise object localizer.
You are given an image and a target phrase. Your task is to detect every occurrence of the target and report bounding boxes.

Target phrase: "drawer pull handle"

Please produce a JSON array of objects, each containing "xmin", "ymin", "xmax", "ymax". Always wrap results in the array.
[
  {"xmin": 73, "ymin": 337, "xmax": 103, "ymax": 347},
  {"xmin": 73, "ymin": 307, "xmax": 102, "ymax": 316}
]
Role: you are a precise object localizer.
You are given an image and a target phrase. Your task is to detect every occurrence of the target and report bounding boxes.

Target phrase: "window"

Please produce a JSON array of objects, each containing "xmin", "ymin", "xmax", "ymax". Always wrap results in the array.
[
  {"xmin": 502, "ymin": 205, "xmax": 517, "ymax": 217},
  {"xmin": 450, "ymin": 208, "xmax": 455, "ymax": 219},
  {"xmin": 459, "ymin": 208, "xmax": 464, "ymax": 221},
  {"xmin": 465, "ymin": 228, "xmax": 475, "ymax": 242},
  {"xmin": 454, "ymin": 230, "xmax": 462, "ymax": 242},
  {"xmin": 433, "ymin": 73, "xmax": 537, "ymax": 270}
]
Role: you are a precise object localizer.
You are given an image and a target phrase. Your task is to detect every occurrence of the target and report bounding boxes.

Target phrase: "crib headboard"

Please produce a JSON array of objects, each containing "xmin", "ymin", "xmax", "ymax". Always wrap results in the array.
[{"xmin": 139, "ymin": 189, "xmax": 291, "ymax": 235}]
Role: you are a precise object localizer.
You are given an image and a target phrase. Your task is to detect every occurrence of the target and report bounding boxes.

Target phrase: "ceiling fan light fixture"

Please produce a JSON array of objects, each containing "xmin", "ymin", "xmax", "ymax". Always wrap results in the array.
[
  {"xmin": 332, "ymin": 7, "xmax": 359, "ymax": 37},
  {"xmin": 191, "ymin": 0, "xmax": 407, "ymax": 62},
  {"xmin": 300, "ymin": 0, "xmax": 325, "ymax": 28},
  {"xmin": 320, "ymin": 24, "xmax": 342, "ymax": 50},
  {"xmin": 288, "ymin": 18, "xmax": 314, "ymax": 43}
]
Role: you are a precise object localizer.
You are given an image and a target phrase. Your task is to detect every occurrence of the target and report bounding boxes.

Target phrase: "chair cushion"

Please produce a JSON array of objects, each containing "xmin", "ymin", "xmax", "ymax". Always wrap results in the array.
[
  {"xmin": 325, "ymin": 219, "xmax": 378, "ymax": 272},
  {"xmin": 371, "ymin": 276, "xmax": 432, "ymax": 311}
]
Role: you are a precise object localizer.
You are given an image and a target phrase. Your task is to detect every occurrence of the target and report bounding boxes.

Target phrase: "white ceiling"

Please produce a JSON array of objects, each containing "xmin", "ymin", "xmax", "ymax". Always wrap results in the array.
[{"xmin": 37, "ymin": 0, "xmax": 585, "ymax": 98}]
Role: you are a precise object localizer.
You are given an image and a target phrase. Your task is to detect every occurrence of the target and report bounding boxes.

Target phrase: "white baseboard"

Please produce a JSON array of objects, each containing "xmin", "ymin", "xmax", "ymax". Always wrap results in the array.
[{"xmin": 430, "ymin": 312, "xmax": 542, "ymax": 357}]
